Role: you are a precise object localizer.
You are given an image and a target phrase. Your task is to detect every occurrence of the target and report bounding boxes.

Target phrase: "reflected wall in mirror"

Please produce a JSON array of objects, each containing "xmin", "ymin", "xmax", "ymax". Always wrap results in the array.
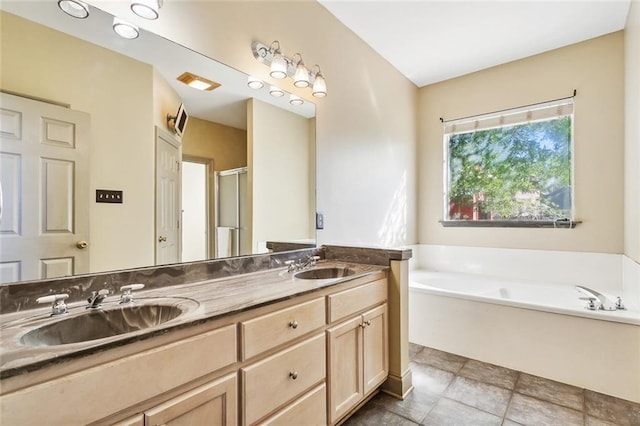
[{"xmin": 0, "ymin": 2, "xmax": 316, "ymax": 284}]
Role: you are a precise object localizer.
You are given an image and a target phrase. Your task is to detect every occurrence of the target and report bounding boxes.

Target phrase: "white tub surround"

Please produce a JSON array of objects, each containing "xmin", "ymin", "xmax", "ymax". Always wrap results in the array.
[{"xmin": 408, "ymin": 245, "xmax": 640, "ymax": 404}]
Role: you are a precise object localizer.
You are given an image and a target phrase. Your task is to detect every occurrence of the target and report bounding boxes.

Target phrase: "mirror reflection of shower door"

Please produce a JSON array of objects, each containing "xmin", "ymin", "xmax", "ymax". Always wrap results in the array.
[{"xmin": 216, "ymin": 167, "xmax": 247, "ymax": 258}]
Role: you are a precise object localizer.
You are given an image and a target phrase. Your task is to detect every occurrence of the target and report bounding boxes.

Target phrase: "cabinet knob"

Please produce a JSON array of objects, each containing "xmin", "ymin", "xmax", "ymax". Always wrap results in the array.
[
  {"xmin": 289, "ymin": 371, "xmax": 298, "ymax": 380},
  {"xmin": 289, "ymin": 320, "xmax": 299, "ymax": 329}
]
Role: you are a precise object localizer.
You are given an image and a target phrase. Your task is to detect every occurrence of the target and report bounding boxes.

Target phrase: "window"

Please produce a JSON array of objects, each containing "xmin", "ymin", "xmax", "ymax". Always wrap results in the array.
[{"xmin": 443, "ymin": 97, "xmax": 575, "ymax": 227}]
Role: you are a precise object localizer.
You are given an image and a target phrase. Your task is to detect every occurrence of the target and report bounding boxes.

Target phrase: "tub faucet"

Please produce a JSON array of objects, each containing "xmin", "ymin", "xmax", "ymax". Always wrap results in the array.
[{"xmin": 575, "ymin": 285, "xmax": 622, "ymax": 311}]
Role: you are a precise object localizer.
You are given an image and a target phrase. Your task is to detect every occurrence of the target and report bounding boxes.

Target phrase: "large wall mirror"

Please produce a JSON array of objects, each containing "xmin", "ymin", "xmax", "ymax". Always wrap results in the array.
[{"xmin": 0, "ymin": 1, "xmax": 316, "ymax": 284}]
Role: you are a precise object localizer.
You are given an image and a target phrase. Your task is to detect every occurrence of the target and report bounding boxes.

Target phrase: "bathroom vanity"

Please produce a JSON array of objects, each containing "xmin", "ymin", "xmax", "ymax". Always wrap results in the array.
[{"xmin": 0, "ymin": 247, "xmax": 411, "ymax": 425}]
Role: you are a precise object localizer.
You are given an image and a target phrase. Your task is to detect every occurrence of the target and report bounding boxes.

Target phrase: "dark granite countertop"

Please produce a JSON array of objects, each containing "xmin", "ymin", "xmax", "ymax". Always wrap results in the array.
[{"xmin": 0, "ymin": 261, "xmax": 386, "ymax": 380}]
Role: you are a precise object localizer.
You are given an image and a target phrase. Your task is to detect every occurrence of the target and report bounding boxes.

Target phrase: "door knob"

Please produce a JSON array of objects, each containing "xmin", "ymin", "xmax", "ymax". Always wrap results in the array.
[
  {"xmin": 76, "ymin": 240, "xmax": 88, "ymax": 249},
  {"xmin": 158, "ymin": 236, "xmax": 167, "ymax": 243}
]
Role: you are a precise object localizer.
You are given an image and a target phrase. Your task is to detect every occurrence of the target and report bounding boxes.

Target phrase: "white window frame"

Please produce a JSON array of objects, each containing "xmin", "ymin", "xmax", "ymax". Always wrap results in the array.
[{"xmin": 441, "ymin": 96, "xmax": 577, "ymax": 227}]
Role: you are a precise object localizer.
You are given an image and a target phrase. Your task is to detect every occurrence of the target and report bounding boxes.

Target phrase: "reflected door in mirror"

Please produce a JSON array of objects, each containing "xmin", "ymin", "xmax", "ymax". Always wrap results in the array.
[{"xmin": 0, "ymin": 92, "xmax": 90, "ymax": 283}]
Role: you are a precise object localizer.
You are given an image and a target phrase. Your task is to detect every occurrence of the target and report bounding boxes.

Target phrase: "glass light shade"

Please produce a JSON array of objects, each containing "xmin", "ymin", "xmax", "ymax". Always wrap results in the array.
[
  {"xmin": 113, "ymin": 17, "xmax": 140, "ymax": 39},
  {"xmin": 312, "ymin": 73, "xmax": 327, "ymax": 98},
  {"xmin": 270, "ymin": 52, "xmax": 288, "ymax": 79},
  {"xmin": 293, "ymin": 63, "xmax": 310, "ymax": 88},
  {"xmin": 289, "ymin": 94, "xmax": 304, "ymax": 106},
  {"xmin": 131, "ymin": 0, "xmax": 160, "ymax": 20},
  {"xmin": 247, "ymin": 76, "xmax": 264, "ymax": 89},
  {"xmin": 269, "ymin": 86, "xmax": 284, "ymax": 97},
  {"xmin": 58, "ymin": 0, "xmax": 89, "ymax": 19}
]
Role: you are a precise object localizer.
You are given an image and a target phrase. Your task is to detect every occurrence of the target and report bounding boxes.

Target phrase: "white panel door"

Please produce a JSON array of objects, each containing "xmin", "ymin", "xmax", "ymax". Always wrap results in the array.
[
  {"xmin": 155, "ymin": 127, "xmax": 181, "ymax": 266},
  {"xmin": 0, "ymin": 92, "xmax": 90, "ymax": 283}
]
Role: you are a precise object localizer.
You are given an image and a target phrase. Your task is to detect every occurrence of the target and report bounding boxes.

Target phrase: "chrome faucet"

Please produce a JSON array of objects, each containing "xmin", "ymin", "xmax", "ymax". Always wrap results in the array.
[
  {"xmin": 575, "ymin": 285, "xmax": 624, "ymax": 311},
  {"xmin": 87, "ymin": 289, "xmax": 109, "ymax": 309},
  {"xmin": 285, "ymin": 255, "xmax": 321, "ymax": 272}
]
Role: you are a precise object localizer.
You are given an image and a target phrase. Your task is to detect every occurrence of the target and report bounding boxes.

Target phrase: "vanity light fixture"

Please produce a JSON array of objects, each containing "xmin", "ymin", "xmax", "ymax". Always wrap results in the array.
[
  {"xmin": 131, "ymin": 0, "xmax": 162, "ymax": 20},
  {"xmin": 177, "ymin": 72, "xmax": 221, "ymax": 91},
  {"xmin": 58, "ymin": 0, "xmax": 90, "ymax": 19},
  {"xmin": 289, "ymin": 94, "xmax": 304, "ymax": 106},
  {"xmin": 248, "ymin": 76, "xmax": 264, "ymax": 90},
  {"xmin": 252, "ymin": 40, "xmax": 327, "ymax": 98},
  {"xmin": 269, "ymin": 86, "xmax": 284, "ymax": 97},
  {"xmin": 292, "ymin": 54, "xmax": 310, "ymax": 88},
  {"xmin": 311, "ymin": 66, "xmax": 327, "ymax": 98},
  {"xmin": 113, "ymin": 17, "xmax": 139, "ymax": 39}
]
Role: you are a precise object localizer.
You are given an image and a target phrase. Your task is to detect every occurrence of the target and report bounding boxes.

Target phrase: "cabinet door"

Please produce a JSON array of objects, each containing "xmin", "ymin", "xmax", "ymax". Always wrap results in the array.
[
  {"xmin": 363, "ymin": 303, "xmax": 388, "ymax": 395},
  {"xmin": 144, "ymin": 373, "xmax": 237, "ymax": 426},
  {"xmin": 326, "ymin": 315, "xmax": 363, "ymax": 424}
]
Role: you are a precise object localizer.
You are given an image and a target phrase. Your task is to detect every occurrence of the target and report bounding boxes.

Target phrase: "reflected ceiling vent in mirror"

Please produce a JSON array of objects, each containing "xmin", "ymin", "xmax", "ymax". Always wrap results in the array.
[
  {"xmin": 177, "ymin": 72, "xmax": 221, "ymax": 91},
  {"xmin": 113, "ymin": 17, "xmax": 139, "ymax": 39},
  {"xmin": 58, "ymin": 0, "xmax": 89, "ymax": 19},
  {"xmin": 248, "ymin": 76, "xmax": 264, "ymax": 89},
  {"xmin": 131, "ymin": 0, "xmax": 162, "ymax": 20},
  {"xmin": 252, "ymin": 40, "xmax": 327, "ymax": 98}
]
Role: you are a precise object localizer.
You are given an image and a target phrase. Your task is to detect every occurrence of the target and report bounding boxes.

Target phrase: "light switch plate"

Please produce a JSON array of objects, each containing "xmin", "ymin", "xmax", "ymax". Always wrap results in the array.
[{"xmin": 96, "ymin": 189, "xmax": 123, "ymax": 204}]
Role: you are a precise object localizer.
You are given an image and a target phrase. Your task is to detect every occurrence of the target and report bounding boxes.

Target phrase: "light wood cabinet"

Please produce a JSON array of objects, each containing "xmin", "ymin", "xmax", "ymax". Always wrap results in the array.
[
  {"xmin": 261, "ymin": 384, "xmax": 327, "ymax": 426},
  {"xmin": 241, "ymin": 333, "xmax": 326, "ymax": 425},
  {"xmin": 3, "ymin": 271, "xmax": 389, "ymax": 426},
  {"xmin": 327, "ymin": 303, "xmax": 388, "ymax": 424},
  {"xmin": 144, "ymin": 373, "xmax": 237, "ymax": 426},
  {"xmin": 240, "ymin": 297, "xmax": 325, "ymax": 361}
]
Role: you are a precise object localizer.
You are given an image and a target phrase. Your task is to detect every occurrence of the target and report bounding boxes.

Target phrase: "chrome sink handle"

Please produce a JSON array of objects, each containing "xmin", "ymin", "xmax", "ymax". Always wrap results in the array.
[
  {"xmin": 119, "ymin": 284, "xmax": 145, "ymax": 304},
  {"xmin": 36, "ymin": 293, "xmax": 69, "ymax": 316}
]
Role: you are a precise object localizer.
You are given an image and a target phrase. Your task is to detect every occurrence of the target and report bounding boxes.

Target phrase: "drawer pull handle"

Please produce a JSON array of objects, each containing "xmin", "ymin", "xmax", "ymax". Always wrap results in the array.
[
  {"xmin": 289, "ymin": 371, "xmax": 298, "ymax": 380},
  {"xmin": 289, "ymin": 320, "xmax": 299, "ymax": 329}
]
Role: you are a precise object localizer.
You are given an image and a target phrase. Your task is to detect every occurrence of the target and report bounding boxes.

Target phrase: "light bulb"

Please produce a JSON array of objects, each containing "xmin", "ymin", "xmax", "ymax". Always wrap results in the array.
[
  {"xmin": 131, "ymin": 0, "xmax": 161, "ymax": 20},
  {"xmin": 113, "ymin": 17, "xmax": 139, "ymax": 39},
  {"xmin": 57, "ymin": 0, "xmax": 89, "ymax": 19},
  {"xmin": 312, "ymin": 72, "xmax": 327, "ymax": 98},
  {"xmin": 248, "ymin": 76, "xmax": 264, "ymax": 89},
  {"xmin": 270, "ymin": 51, "xmax": 288, "ymax": 79},
  {"xmin": 294, "ymin": 64, "xmax": 310, "ymax": 88},
  {"xmin": 289, "ymin": 94, "xmax": 304, "ymax": 106},
  {"xmin": 270, "ymin": 86, "xmax": 284, "ymax": 97}
]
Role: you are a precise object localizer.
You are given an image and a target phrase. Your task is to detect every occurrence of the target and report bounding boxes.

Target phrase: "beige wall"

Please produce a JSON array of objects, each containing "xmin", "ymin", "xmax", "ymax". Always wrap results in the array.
[
  {"xmin": 182, "ymin": 117, "xmax": 247, "ymax": 172},
  {"xmin": 92, "ymin": 0, "xmax": 418, "ymax": 250},
  {"xmin": 418, "ymin": 32, "xmax": 625, "ymax": 254},
  {"xmin": 248, "ymin": 99, "xmax": 314, "ymax": 251},
  {"xmin": 625, "ymin": 1, "xmax": 640, "ymax": 263},
  {"xmin": 0, "ymin": 11, "xmax": 157, "ymax": 272}
]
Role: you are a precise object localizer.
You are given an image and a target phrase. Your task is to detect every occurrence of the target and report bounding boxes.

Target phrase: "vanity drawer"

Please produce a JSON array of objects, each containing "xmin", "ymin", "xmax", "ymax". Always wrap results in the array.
[
  {"xmin": 240, "ymin": 297, "xmax": 325, "ymax": 360},
  {"xmin": 327, "ymin": 278, "xmax": 387, "ymax": 323},
  {"xmin": 261, "ymin": 383, "xmax": 327, "ymax": 426},
  {"xmin": 241, "ymin": 333, "xmax": 326, "ymax": 425}
]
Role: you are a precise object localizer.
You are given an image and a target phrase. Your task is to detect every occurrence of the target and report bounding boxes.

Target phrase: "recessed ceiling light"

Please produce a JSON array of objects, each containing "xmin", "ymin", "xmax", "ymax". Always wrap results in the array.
[
  {"xmin": 58, "ymin": 0, "xmax": 89, "ymax": 19},
  {"xmin": 248, "ymin": 76, "xmax": 264, "ymax": 90},
  {"xmin": 113, "ymin": 17, "xmax": 139, "ymax": 39},
  {"xmin": 270, "ymin": 86, "xmax": 284, "ymax": 97},
  {"xmin": 177, "ymin": 72, "xmax": 221, "ymax": 91},
  {"xmin": 131, "ymin": 0, "xmax": 162, "ymax": 20}
]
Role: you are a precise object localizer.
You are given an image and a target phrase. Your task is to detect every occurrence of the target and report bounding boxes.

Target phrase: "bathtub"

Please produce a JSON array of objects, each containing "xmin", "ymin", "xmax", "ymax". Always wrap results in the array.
[{"xmin": 408, "ymin": 270, "xmax": 640, "ymax": 403}]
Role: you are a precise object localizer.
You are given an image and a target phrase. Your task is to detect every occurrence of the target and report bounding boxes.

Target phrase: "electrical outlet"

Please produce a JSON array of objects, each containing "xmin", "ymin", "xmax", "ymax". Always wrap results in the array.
[
  {"xmin": 96, "ymin": 189, "xmax": 123, "ymax": 204},
  {"xmin": 316, "ymin": 212, "xmax": 324, "ymax": 230}
]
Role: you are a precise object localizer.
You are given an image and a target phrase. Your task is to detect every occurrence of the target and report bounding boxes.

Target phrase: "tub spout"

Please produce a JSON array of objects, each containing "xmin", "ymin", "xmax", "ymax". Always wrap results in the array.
[{"xmin": 575, "ymin": 285, "xmax": 618, "ymax": 311}]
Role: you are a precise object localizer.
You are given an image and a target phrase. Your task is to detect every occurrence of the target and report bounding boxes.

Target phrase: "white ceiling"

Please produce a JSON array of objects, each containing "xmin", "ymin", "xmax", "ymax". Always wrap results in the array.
[{"xmin": 319, "ymin": 0, "xmax": 632, "ymax": 87}]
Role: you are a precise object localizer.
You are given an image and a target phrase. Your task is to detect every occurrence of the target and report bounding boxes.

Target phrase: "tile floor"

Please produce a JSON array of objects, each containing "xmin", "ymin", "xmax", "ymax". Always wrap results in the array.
[{"xmin": 344, "ymin": 344, "xmax": 640, "ymax": 426}]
